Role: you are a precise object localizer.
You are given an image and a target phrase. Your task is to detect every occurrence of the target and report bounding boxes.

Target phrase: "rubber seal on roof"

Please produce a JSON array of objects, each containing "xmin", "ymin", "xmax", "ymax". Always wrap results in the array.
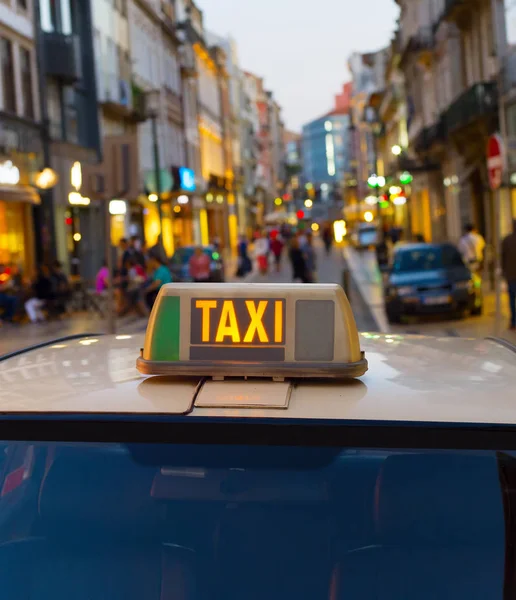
[
  {"xmin": 0, "ymin": 333, "xmax": 104, "ymax": 362},
  {"xmin": 485, "ymin": 336, "xmax": 516, "ymax": 354}
]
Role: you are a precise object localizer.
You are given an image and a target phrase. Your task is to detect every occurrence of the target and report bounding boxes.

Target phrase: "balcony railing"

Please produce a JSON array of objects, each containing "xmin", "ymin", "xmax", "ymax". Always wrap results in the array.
[
  {"xmin": 445, "ymin": 82, "xmax": 497, "ymax": 134},
  {"xmin": 501, "ymin": 51, "xmax": 516, "ymax": 95},
  {"xmin": 414, "ymin": 115, "xmax": 447, "ymax": 153},
  {"xmin": 43, "ymin": 33, "xmax": 82, "ymax": 84},
  {"xmin": 440, "ymin": 0, "xmax": 471, "ymax": 25}
]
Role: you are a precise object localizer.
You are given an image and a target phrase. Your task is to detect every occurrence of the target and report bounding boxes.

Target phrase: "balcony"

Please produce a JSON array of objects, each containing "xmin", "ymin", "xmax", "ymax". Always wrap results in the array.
[
  {"xmin": 413, "ymin": 115, "xmax": 447, "ymax": 153},
  {"xmin": 127, "ymin": 82, "xmax": 146, "ymax": 123},
  {"xmin": 400, "ymin": 26, "xmax": 435, "ymax": 68},
  {"xmin": 501, "ymin": 51, "xmax": 516, "ymax": 96},
  {"xmin": 444, "ymin": 82, "xmax": 497, "ymax": 135},
  {"xmin": 43, "ymin": 33, "xmax": 82, "ymax": 84},
  {"xmin": 98, "ymin": 76, "xmax": 132, "ymax": 117},
  {"xmin": 440, "ymin": 0, "xmax": 472, "ymax": 28}
]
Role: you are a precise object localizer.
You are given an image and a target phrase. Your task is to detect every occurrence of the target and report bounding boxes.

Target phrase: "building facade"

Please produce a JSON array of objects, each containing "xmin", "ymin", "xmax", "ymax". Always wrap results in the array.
[
  {"xmin": 302, "ymin": 110, "xmax": 350, "ymax": 195},
  {"xmin": 0, "ymin": 0, "xmax": 42, "ymax": 275},
  {"xmin": 37, "ymin": 0, "xmax": 102, "ymax": 279}
]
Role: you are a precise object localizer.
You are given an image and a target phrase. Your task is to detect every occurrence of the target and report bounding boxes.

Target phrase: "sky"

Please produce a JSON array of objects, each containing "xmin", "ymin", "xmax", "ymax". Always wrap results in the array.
[{"xmin": 198, "ymin": 0, "xmax": 400, "ymax": 132}]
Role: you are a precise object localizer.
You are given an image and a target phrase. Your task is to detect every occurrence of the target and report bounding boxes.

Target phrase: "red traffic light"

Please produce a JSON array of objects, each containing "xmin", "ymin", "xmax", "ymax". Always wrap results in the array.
[
  {"xmin": 65, "ymin": 217, "xmax": 73, "ymax": 226},
  {"xmin": 296, "ymin": 210, "xmax": 305, "ymax": 219}
]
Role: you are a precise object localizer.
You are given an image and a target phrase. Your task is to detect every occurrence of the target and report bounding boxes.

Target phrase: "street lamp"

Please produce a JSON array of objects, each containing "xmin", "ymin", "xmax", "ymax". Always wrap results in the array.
[
  {"xmin": 144, "ymin": 89, "xmax": 164, "ymax": 240},
  {"xmin": 391, "ymin": 144, "xmax": 402, "ymax": 156}
]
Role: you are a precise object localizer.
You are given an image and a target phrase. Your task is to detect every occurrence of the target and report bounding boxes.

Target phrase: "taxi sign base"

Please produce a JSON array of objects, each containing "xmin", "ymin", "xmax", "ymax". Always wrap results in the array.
[{"xmin": 137, "ymin": 352, "xmax": 368, "ymax": 380}]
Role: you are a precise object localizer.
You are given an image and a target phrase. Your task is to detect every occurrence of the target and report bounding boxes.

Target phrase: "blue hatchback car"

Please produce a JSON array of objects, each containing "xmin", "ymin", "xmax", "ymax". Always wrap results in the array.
[{"xmin": 384, "ymin": 242, "xmax": 483, "ymax": 323}]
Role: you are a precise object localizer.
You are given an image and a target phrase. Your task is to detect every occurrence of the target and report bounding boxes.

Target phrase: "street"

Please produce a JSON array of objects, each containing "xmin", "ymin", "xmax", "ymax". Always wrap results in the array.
[{"xmin": 2, "ymin": 241, "xmax": 514, "ymax": 359}]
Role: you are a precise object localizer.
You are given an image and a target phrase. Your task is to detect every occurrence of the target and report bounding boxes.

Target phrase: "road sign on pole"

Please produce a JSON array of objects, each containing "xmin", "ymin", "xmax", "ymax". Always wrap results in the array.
[{"xmin": 487, "ymin": 134, "xmax": 504, "ymax": 191}]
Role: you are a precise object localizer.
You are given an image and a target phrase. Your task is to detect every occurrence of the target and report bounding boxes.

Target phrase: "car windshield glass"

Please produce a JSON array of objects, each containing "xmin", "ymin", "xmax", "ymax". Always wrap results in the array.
[
  {"xmin": 394, "ymin": 248, "xmax": 442, "ymax": 272},
  {"xmin": 0, "ymin": 441, "xmax": 511, "ymax": 599}
]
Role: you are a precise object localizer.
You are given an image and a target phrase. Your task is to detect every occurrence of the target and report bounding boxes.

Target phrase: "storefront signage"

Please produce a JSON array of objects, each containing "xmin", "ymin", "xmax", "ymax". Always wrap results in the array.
[
  {"xmin": 179, "ymin": 167, "xmax": 196, "ymax": 192},
  {"xmin": 68, "ymin": 162, "xmax": 90, "ymax": 205},
  {"xmin": 0, "ymin": 160, "xmax": 20, "ymax": 185}
]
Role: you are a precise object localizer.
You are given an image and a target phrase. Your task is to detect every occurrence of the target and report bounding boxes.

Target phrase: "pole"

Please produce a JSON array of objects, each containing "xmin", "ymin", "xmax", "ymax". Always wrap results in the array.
[
  {"xmin": 105, "ymin": 199, "xmax": 116, "ymax": 335},
  {"xmin": 151, "ymin": 116, "xmax": 164, "ymax": 238},
  {"xmin": 492, "ymin": 0, "xmax": 507, "ymax": 336}
]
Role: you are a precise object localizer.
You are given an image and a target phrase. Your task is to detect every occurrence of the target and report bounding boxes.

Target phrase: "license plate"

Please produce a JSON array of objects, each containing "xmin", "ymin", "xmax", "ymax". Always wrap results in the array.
[{"xmin": 423, "ymin": 295, "xmax": 450, "ymax": 305}]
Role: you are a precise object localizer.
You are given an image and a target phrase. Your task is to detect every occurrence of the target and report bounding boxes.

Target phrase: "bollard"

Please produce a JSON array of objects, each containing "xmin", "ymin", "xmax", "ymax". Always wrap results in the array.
[{"xmin": 341, "ymin": 268, "xmax": 350, "ymax": 299}]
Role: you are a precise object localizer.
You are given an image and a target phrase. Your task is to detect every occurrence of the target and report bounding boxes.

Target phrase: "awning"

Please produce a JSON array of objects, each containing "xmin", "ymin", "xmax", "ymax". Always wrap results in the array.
[{"xmin": 0, "ymin": 184, "xmax": 40, "ymax": 205}]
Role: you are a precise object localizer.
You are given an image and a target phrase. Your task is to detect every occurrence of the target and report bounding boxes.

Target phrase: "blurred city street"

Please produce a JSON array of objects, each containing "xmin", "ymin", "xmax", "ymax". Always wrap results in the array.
[{"xmin": 2, "ymin": 241, "xmax": 514, "ymax": 358}]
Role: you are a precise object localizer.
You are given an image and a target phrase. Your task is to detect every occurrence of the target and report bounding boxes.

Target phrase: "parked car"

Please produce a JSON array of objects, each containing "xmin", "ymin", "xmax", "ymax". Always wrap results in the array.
[
  {"xmin": 170, "ymin": 245, "xmax": 225, "ymax": 282},
  {"xmin": 384, "ymin": 242, "xmax": 482, "ymax": 323}
]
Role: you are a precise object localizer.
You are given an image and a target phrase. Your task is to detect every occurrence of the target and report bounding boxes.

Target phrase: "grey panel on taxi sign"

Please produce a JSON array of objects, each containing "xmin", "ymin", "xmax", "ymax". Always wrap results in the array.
[{"xmin": 295, "ymin": 300, "xmax": 335, "ymax": 361}]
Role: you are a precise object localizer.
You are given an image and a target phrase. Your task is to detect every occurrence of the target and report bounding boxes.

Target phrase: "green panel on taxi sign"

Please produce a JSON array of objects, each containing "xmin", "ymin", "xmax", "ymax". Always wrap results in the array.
[{"xmin": 149, "ymin": 295, "xmax": 180, "ymax": 361}]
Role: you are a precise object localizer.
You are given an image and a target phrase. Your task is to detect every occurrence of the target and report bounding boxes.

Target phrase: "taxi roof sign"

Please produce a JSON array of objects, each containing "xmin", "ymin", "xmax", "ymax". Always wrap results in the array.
[{"xmin": 137, "ymin": 283, "xmax": 367, "ymax": 379}]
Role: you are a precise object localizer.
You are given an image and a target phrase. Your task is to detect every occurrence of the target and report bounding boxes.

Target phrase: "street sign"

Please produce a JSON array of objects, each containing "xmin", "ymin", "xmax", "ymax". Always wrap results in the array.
[{"xmin": 487, "ymin": 134, "xmax": 505, "ymax": 190}]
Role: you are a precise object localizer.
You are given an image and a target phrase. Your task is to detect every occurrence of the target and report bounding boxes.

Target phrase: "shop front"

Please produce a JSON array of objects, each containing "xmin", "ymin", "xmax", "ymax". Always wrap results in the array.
[
  {"xmin": 0, "ymin": 114, "xmax": 44, "ymax": 275},
  {"xmin": 142, "ymin": 165, "xmax": 201, "ymax": 256}
]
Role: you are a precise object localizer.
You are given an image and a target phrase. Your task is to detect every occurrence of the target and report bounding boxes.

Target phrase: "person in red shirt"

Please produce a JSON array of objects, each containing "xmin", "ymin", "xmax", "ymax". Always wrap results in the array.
[
  {"xmin": 270, "ymin": 235, "xmax": 284, "ymax": 273},
  {"xmin": 189, "ymin": 247, "xmax": 211, "ymax": 282}
]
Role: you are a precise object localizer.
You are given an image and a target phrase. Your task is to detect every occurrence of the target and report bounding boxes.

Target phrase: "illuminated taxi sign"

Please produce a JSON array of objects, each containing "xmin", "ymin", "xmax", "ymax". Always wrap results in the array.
[
  {"xmin": 137, "ymin": 283, "xmax": 367, "ymax": 379},
  {"xmin": 190, "ymin": 298, "xmax": 285, "ymax": 361}
]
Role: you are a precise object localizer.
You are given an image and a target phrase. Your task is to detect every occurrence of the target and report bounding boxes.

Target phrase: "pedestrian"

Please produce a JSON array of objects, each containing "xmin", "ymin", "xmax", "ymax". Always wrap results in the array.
[
  {"xmin": 289, "ymin": 237, "xmax": 309, "ymax": 283},
  {"xmin": 236, "ymin": 235, "xmax": 252, "ymax": 277},
  {"xmin": 189, "ymin": 246, "xmax": 211, "ymax": 282},
  {"xmin": 254, "ymin": 231, "xmax": 270, "ymax": 275},
  {"xmin": 25, "ymin": 265, "xmax": 53, "ymax": 323},
  {"xmin": 129, "ymin": 235, "xmax": 146, "ymax": 268},
  {"xmin": 322, "ymin": 224, "xmax": 333, "ymax": 255},
  {"xmin": 458, "ymin": 224, "xmax": 485, "ymax": 274},
  {"xmin": 95, "ymin": 261, "xmax": 109, "ymax": 294},
  {"xmin": 0, "ymin": 263, "xmax": 17, "ymax": 325},
  {"xmin": 270, "ymin": 234, "xmax": 284, "ymax": 273},
  {"xmin": 140, "ymin": 252, "xmax": 172, "ymax": 313},
  {"xmin": 303, "ymin": 232, "xmax": 317, "ymax": 283},
  {"xmin": 502, "ymin": 218, "xmax": 516, "ymax": 331},
  {"xmin": 50, "ymin": 260, "xmax": 71, "ymax": 317}
]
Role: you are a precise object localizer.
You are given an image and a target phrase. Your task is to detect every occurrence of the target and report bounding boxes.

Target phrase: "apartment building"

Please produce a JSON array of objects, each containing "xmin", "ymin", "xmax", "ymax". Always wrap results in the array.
[
  {"xmin": 397, "ymin": 0, "xmax": 505, "ymax": 244},
  {"xmin": 0, "ymin": 0, "xmax": 41, "ymax": 273}
]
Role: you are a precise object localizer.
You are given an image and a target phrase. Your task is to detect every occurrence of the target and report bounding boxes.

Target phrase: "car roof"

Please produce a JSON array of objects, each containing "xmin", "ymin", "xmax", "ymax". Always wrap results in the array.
[{"xmin": 0, "ymin": 333, "xmax": 515, "ymax": 425}]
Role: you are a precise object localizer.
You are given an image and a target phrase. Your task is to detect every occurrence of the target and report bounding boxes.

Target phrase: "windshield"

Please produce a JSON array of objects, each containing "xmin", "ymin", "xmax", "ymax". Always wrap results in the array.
[
  {"xmin": 393, "ymin": 246, "xmax": 465, "ymax": 272},
  {"xmin": 0, "ymin": 440, "xmax": 511, "ymax": 599}
]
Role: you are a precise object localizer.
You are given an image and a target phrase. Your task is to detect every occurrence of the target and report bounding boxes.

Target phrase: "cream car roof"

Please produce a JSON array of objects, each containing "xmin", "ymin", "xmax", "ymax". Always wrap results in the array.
[{"xmin": 0, "ymin": 333, "xmax": 515, "ymax": 425}]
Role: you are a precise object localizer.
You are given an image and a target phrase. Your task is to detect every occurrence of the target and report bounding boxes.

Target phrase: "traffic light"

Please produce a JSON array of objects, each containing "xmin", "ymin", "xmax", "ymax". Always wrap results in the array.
[{"xmin": 296, "ymin": 209, "xmax": 305, "ymax": 219}]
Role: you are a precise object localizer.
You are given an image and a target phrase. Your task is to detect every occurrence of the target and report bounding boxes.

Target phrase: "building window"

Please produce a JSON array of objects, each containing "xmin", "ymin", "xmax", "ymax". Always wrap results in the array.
[
  {"xmin": 17, "ymin": 0, "xmax": 28, "ymax": 10},
  {"xmin": 20, "ymin": 47, "xmax": 34, "ymax": 119},
  {"xmin": 64, "ymin": 87, "xmax": 78, "ymax": 144},
  {"xmin": 40, "ymin": 0, "xmax": 72, "ymax": 34},
  {"xmin": 0, "ymin": 37, "xmax": 16, "ymax": 114}
]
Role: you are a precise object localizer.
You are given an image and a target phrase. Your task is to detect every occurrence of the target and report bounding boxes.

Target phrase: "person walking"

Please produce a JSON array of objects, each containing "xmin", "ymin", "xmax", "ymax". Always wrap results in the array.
[
  {"xmin": 25, "ymin": 265, "xmax": 53, "ymax": 323},
  {"xmin": 189, "ymin": 246, "xmax": 211, "ymax": 282},
  {"xmin": 502, "ymin": 219, "xmax": 516, "ymax": 331},
  {"xmin": 270, "ymin": 234, "xmax": 284, "ymax": 273},
  {"xmin": 303, "ymin": 232, "xmax": 317, "ymax": 283},
  {"xmin": 458, "ymin": 224, "xmax": 485, "ymax": 274},
  {"xmin": 322, "ymin": 224, "xmax": 333, "ymax": 255},
  {"xmin": 289, "ymin": 237, "xmax": 309, "ymax": 283},
  {"xmin": 254, "ymin": 231, "xmax": 270, "ymax": 275},
  {"xmin": 236, "ymin": 235, "xmax": 252, "ymax": 277}
]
